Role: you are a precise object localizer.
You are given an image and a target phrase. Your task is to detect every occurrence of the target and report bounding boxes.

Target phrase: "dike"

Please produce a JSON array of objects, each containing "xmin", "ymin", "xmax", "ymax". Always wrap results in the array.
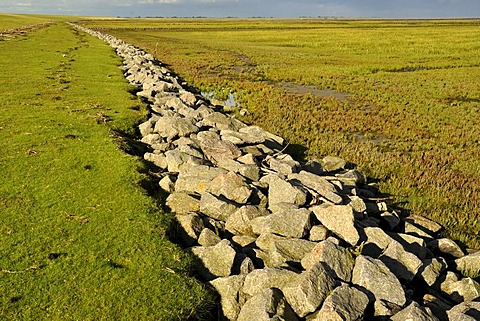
[{"xmin": 72, "ymin": 23, "xmax": 480, "ymax": 321}]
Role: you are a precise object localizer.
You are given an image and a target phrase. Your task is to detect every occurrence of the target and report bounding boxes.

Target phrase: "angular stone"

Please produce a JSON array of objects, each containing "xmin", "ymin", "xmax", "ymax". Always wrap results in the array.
[
  {"xmin": 159, "ymin": 174, "xmax": 176, "ymax": 193},
  {"xmin": 301, "ymin": 238, "xmax": 355, "ymax": 282},
  {"xmin": 405, "ymin": 221, "xmax": 435, "ymax": 239},
  {"xmin": 209, "ymin": 275, "xmax": 245, "ymax": 321},
  {"xmin": 267, "ymin": 238, "xmax": 317, "ymax": 268},
  {"xmin": 308, "ymin": 225, "xmax": 329, "ymax": 242},
  {"xmin": 441, "ymin": 273, "xmax": 480, "ymax": 303},
  {"xmin": 166, "ymin": 192, "xmax": 200, "ymax": 214},
  {"xmin": 141, "ymin": 133, "xmax": 162, "ymax": 145},
  {"xmin": 154, "ymin": 116, "xmax": 199, "ymax": 140},
  {"xmin": 392, "ymin": 232, "xmax": 428, "ymax": 260},
  {"xmin": 380, "ymin": 239, "xmax": 423, "ymax": 281},
  {"xmin": 143, "ymin": 152, "xmax": 168, "ymax": 169},
  {"xmin": 196, "ymin": 130, "xmax": 220, "ymax": 142},
  {"xmin": 362, "ymin": 226, "xmax": 395, "ymax": 257},
  {"xmin": 455, "ymin": 251, "xmax": 480, "ymax": 278},
  {"xmin": 447, "ymin": 301, "xmax": 480, "ymax": 321},
  {"xmin": 232, "ymin": 235, "xmax": 257, "ymax": 248},
  {"xmin": 197, "ymin": 228, "xmax": 221, "ymax": 247},
  {"xmin": 321, "ymin": 156, "xmax": 346, "ymax": 172},
  {"xmin": 379, "ymin": 211, "xmax": 401, "ymax": 230},
  {"xmin": 237, "ymin": 288, "xmax": 298, "ymax": 321},
  {"xmin": 307, "ymin": 285, "xmax": 369, "ymax": 321},
  {"xmin": 405, "ymin": 214, "xmax": 442, "ymax": 234},
  {"xmin": 199, "ymin": 138, "xmax": 242, "ymax": 163},
  {"xmin": 177, "ymin": 144, "xmax": 204, "ymax": 159},
  {"xmin": 190, "ymin": 239, "xmax": 237, "ymax": 281},
  {"xmin": 200, "ymin": 192, "xmax": 240, "ymax": 222},
  {"xmin": 283, "ymin": 263, "xmax": 337, "ymax": 317},
  {"xmin": 250, "ymin": 208, "xmax": 312, "ymax": 238},
  {"xmin": 175, "ymin": 213, "xmax": 204, "ymax": 246},
  {"xmin": 220, "ymin": 129, "xmax": 265, "ymax": 145},
  {"xmin": 138, "ymin": 119, "xmax": 155, "ymax": 137},
  {"xmin": 419, "ymin": 257, "xmax": 447, "ymax": 286},
  {"xmin": 391, "ymin": 302, "xmax": 440, "ymax": 321},
  {"xmin": 216, "ymin": 158, "xmax": 261, "ymax": 181},
  {"xmin": 267, "ymin": 175, "xmax": 308, "ymax": 210},
  {"xmin": 242, "ymin": 267, "xmax": 299, "ymax": 297},
  {"xmin": 207, "ymin": 171, "xmax": 252, "ymax": 204},
  {"xmin": 352, "ymin": 255, "xmax": 406, "ymax": 316},
  {"xmin": 237, "ymin": 153, "xmax": 257, "ymax": 165},
  {"xmin": 267, "ymin": 154, "xmax": 301, "ymax": 175},
  {"xmin": 312, "ymin": 205, "xmax": 360, "ymax": 246},
  {"xmin": 238, "ymin": 125, "xmax": 284, "ymax": 146},
  {"xmin": 428, "ymin": 238, "xmax": 464, "ymax": 258},
  {"xmin": 288, "ymin": 171, "xmax": 343, "ymax": 204},
  {"xmin": 423, "ymin": 293, "xmax": 452, "ymax": 321},
  {"xmin": 165, "ymin": 150, "xmax": 204, "ymax": 173},
  {"xmin": 255, "ymin": 233, "xmax": 285, "ymax": 252},
  {"xmin": 302, "ymin": 159, "xmax": 323, "ymax": 175},
  {"xmin": 175, "ymin": 165, "xmax": 227, "ymax": 194},
  {"xmin": 179, "ymin": 92, "xmax": 197, "ymax": 106},
  {"xmin": 225, "ymin": 205, "xmax": 266, "ymax": 237},
  {"xmin": 197, "ymin": 112, "xmax": 246, "ymax": 131}
]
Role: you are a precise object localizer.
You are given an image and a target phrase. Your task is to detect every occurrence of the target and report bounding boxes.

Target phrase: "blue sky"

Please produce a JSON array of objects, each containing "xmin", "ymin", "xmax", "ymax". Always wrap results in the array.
[{"xmin": 1, "ymin": 0, "xmax": 479, "ymax": 18}]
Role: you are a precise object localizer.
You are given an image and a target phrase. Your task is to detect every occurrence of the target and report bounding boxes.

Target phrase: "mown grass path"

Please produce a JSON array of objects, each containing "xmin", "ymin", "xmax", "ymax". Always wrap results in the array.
[{"xmin": 0, "ymin": 20, "xmax": 213, "ymax": 320}]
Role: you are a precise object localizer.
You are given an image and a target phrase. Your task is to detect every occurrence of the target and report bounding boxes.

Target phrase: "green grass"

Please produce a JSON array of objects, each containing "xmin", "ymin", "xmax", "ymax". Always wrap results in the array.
[
  {"xmin": 0, "ymin": 20, "xmax": 214, "ymax": 320},
  {"xmin": 82, "ymin": 18, "xmax": 480, "ymax": 249},
  {"xmin": 0, "ymin": 13, "xmax": 53, "ymax": 31}
]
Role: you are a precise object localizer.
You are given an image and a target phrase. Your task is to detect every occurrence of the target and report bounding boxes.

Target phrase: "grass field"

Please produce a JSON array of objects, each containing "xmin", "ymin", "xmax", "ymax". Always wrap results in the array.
[
  {"xmin": 81, "ymin": 18, "xmax": 480, "ymax": 249},
  {"xmin": 0, "ymin": 15, "xmax": 213, "ymax": 320}
]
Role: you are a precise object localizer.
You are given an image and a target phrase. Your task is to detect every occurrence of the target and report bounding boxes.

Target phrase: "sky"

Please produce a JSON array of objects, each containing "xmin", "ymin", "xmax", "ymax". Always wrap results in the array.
[{"xmin": 0, "ymin": 0, "xmax": 479, "ymax": 18}]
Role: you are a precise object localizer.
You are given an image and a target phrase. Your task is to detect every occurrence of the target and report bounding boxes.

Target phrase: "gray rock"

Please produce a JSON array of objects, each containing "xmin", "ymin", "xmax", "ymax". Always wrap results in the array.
[
  {"xmin": 237, "ymin": 288, "xmax": 298, "ymax": 321},
  {"xmin": 380, "ymin": 239, "xmax": 423, "ymax": 281},
  {"xmin": 312, "ymin": 205, "xmax": 360, "ymax": 246},
  {"xmin": 423, "ymin": 293, "xmax": 452, "ymax": 321},
  {"xmin": 301, "ymin": 238, "xmax": 355, "ymax": 282},
  {"xmin": 197, "ymin": 112, "xmax": 246, "ymax": 131},
  {"xmin": 166, "ymin": 192, "xmax": 200, "ymax": 214},
  {"xmin": 225, "ymin": 205, "xmax": 266, "ymax": 237},
  {"xmin": 455, "ymin": 251, "xmax": 480, "ymax": 278},
  {"xmin": 255, "ymin": 233, "xmax": 285, "ymax": 252},
  {"xmin": 352, "ymin": 255, "xmax": 406, "ymax": 316},
  {"xmin": 391, "ymin": 302, "xmax": 440, "ymax": 321},
  {"xmin": 237, "ymin": 153, "xmax": 257, "ymax": 165},
  {"xmin": 306, "ymin": 285, "xmax": 369, "ymax": 321},
  {"xmin": 419, "ymin": 257, "xmax": 447, "ymax": 286},
  {"xmin": 393, "ymin": 232, "xmax": 428, "ymax": 260},
  {"xmin": 138, "ymin": 119, "xmax": 155, "ymax": 136},
  {"xmin": 200, "ymin": 192, "xmax": 240, "ymax": 222},
  {"xmin": 243, "ymin": 267, "xmax": 298, "ymax": 293},
  {"xmin": 267, "ymin": 175, "xmax": 308, "ymax": 210},
  {"xmin": 196, "ymin": 130, "xmax": 221, "ymax": 142},
  {"xmin": 267, "ymin": 154, "xmax": 301, "ymax": 175},
  {"xmin": 405, "ymin": 214, "xmax": 442, "ymax": 234},
  {"xmin": 283, "ymin": 263, "xmax": 337, "ymax": 317},
  {"xmin": 165, "ymin": 150, "xmax": 204, "ymax": 173},
  {"xmin": 199, "ymin": 138, "xmax": 242, "ymax": 163},
  {"xmin": 175, "ymin": 165, "xmax": 227, "ymax": 194},
  {"xmin": 220, "ymin": 129, "xmax": 265, "ymax": 145},
  {"xmin": 207, "ymin": 171, "xmax": 252, "ymax": 204},
  {"xmin": 250, "ymin": 208, "xmax": 312, "ymax": 238},
  {"xmin": 209, "ymin": 275, "xmax": 245, "ymax": 321},
  {"xmin": 428, "ymin": 238, "xmax": 464, "ymax": 258},
  {"xmin": 238, "ymin": 125, "xmax": 284, "ymax": 146},
  {"xmin": 447, "ymin": 301, "xmax": 480, "ymax": 321},
  {"xmin": 321, "ymin": 156, "xmax": 346, "ymax": 172},
  {"xmin": 440, "ymin": 272, "xmax": 480, "ymax": 303},
  {"xmin": 405, "ymin": 221, "xmax": 435, "ymax": 239},
  {"xmin": 143, "ymin": 152, "xmax": 168, "ymax": 169},
  {"xmin": 179, "ymin": 92, "xmax": 197, "ymax": 106},
  {"xmin": 154, "ymin": 116, "xmax": 199, "ymax": 140},
  {"xmin": 308, "ymin": 225, "xmax": 329, "ymax": 242},
  {"xmin": 176, "ymin": 144, "xmax": 204, "ymax": 159},
  {"xmin": 232, "ymin": 235, "xmax": 257, "ymax": 247},
  {"xmin": 190, "ymin": 239, "xmax": 237, "ymax": 281},
  {"xmin": 288, "ymin": 171, "xmax": 343, "ymax": 204},
  {"xmin": 362, "ymin": 226, "xmax": 395, "ymax": 257},
  {"xmin": 175, "ymin": 213, "xmax": 204, "ymax": 246},
  {"xmin": 198, "ymin": 228, "xmax": 222, "ymax": 247},
  {"xmin": 216, "ymin": 158, "xmax": 261, "ymax": 181},
  {"xmin": 267, "ymin": 238, "xmax": 317, "ymax": 268},
  {"xmin": 159, "ymin": 174, "xmax": 176, "ymax": 193},
  {"xmin": 141, "ymin": 133, "xmax": 162, "ymax": 145},
  {"xmin": 302, "ymin": 159, "xmax": 323, "ymax": 175},
  {"xmin": 379, "ymin": 211, "xmax": 401, "ymax": 230}
]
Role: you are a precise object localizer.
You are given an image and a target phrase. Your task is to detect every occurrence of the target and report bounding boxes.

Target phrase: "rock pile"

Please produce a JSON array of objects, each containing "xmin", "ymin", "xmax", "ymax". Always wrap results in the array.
[{"xmin": 73, "ymin": 23, "xmax": 480, "ymax": 320}]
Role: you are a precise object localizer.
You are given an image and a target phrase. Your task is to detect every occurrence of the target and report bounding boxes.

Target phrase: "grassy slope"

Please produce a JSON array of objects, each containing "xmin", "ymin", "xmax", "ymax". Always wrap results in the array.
[
  {"xmin": 84, "ymin": 18, "xmax": 480, "ymax": 248},
  {"xmin": 0, "ymin": 13, "xmax": 52, "ymax": 30},
  {"xmin": 0, "ymin": 21, "xmax": 213, "ymax": 320}
]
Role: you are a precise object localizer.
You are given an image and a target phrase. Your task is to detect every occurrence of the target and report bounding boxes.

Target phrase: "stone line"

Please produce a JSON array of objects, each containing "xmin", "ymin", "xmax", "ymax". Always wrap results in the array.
[{"xmin": 72, "ymin": 23, "xmax": 480, "ymax": 321}]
